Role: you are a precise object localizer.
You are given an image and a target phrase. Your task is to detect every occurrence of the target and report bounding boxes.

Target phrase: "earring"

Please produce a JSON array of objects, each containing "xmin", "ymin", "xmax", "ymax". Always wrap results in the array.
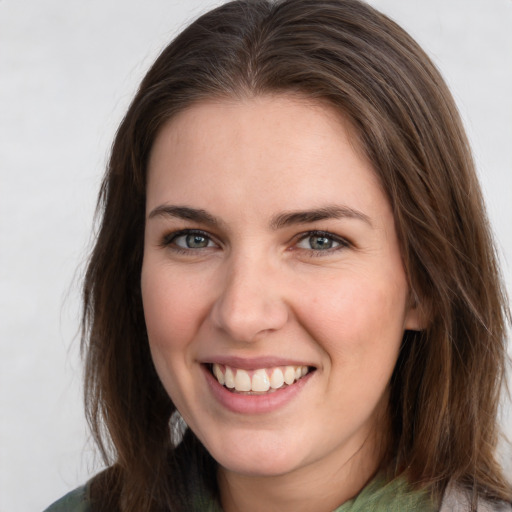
[{"xmin": 170, "ymin": 409, "xmax": 188, "ymax": 446}]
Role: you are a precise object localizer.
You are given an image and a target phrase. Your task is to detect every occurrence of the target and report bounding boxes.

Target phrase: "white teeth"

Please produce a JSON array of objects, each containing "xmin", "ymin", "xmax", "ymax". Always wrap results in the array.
[
  {"xmin": 252, "ymin": 369, "xmax": 270, "ymax": 392},
  {"xmin": 234, "ymin": 369, "xmax": 252, "ymax": 392},
  {"xmin": 224, "ymin": 366, "xmax": 235, "ymax": 389},
  {"xmin": 284, "ymin": 366, "xmax": 296, "ymax": 385},
  {"xmin": 213, "ymin": 364, "xmax": 225, "ymax": 385},
  {"xmin": 211, "ymin": 363, "xmax": 310, "ymax": 392},
  {"xmin": 270, "ymin": 368, "xmax": 285, "ymax": 389}
]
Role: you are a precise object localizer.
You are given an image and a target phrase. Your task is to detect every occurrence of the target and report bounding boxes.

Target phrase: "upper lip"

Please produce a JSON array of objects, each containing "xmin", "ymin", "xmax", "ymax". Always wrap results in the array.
[{"xmin": 200, "ymin": 355, "xmax": 315, "ymax": 370}]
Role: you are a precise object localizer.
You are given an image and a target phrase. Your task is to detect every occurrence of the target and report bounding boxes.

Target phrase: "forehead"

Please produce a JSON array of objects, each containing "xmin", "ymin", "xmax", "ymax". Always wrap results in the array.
[
  {"xmin": 152, "ymin": 94, "xmax": 366, "ymax": 157},
  {"xmin": 146, "ymin": 94, "xmax": 388, "ymax": 223}
]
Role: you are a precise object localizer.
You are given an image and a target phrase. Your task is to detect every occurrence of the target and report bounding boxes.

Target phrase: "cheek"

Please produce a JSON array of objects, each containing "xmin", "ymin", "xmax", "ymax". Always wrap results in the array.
[
  {"xmin": 140, "ymin": 262, "xmax": 209, "ymax": 413},
  {"xmin": 141, "ymin": 262, "xmax": 206, "ymax": 355},
  {"xmin": 298, "ymin": 272, "xmax": 407, "ymax": 375}
]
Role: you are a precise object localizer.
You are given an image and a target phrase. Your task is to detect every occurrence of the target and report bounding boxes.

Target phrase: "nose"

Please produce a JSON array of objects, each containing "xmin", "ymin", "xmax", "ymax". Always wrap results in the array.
[{"xmin": 210, "ymin": 255, "xmax": 289, "ymax": 343}]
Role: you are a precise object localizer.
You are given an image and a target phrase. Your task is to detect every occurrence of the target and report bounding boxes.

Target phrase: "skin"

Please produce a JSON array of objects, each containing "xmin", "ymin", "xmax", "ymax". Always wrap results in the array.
[{"xmin": 141, "ymin": 95, "xmax": 423, "ymax": 512}]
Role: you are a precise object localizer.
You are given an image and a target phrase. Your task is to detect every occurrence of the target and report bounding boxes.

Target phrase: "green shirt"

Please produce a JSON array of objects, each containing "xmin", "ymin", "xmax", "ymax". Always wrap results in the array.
[
  {"xmin": 43, "ymin": 486, "xmax": 90, "ymax": 512},
  {"xmin": 43, "ymin": 472, "xmax": 437, "ymax": 512}
]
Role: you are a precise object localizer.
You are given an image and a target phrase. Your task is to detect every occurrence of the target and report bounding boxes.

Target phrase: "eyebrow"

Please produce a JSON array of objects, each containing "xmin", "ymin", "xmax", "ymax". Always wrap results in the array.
[
  {"xmin": 269, "ymin": 205, "xmax": 372, "ymax": 229},
  {"xmin": 148, "ymin": 205, "xmax": 222, "ymax": 227},
  {"xmin": 148, "ymin": 204, "xmax": 372, "ymax": 229}
]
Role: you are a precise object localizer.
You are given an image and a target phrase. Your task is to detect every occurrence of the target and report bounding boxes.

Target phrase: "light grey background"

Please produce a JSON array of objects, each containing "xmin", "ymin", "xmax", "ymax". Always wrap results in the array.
[{"xmin": 1, "ymin": 1, "xmax": 511, "ymax": 511}]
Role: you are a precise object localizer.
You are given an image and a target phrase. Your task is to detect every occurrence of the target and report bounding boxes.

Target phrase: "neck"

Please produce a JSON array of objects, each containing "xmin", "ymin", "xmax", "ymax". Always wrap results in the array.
[{"xmin": 217, "ymin": 433, "xmax": 386, "ymax": 512}]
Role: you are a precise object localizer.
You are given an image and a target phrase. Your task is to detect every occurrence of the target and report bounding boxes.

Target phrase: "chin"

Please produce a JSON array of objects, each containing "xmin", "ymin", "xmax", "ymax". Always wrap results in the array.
[
  {"xmin": 204, "ymin": 431, "xmax": 306, "ymax": 478},
  {"xmin": 217, "ymin": 454, "xmax": 302, "ymax": 478}
]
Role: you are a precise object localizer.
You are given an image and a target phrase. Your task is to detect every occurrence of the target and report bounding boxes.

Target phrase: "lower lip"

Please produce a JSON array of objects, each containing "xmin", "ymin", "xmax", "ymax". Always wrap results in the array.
[{"xmin": 202, "ymin": 365, "xmax": 314, "ymax": 415}]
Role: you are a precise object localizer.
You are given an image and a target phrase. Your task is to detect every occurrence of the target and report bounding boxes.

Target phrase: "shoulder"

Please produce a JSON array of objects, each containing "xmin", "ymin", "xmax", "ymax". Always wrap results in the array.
[
  {"xmin": 42, "ymin": 485, "xmax": 91, "ymax": 512},
  {"xmin": 440, "ymin": 484, "xmax": 512, "ymax": 512}
]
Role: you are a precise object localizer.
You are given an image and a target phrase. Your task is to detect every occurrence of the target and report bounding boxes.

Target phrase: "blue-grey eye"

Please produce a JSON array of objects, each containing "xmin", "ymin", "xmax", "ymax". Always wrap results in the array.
[
  {"xmin": 173, "ymin": 232, "xmax": 213, "ymax": 249},
  {"xmin": 309, "ymin": 235, "xmax": 335, "ymax": 250},
  {"xmin": 187, "ymin": 234, "xmax": 209, "ymax": 248},
  {"xmin": 296, "ymin": 232, "xmax": 344, "ymax": 251}
]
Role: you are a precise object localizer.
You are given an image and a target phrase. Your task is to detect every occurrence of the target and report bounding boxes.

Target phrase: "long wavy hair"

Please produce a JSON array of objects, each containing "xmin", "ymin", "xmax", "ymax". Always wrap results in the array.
[{"xmin": 82, "ymin": 0, "xmax": 511, "ymax": 510}]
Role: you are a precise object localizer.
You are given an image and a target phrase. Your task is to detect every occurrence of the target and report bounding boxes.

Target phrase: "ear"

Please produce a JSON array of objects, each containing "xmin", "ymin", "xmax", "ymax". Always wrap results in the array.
[{"xmin": 404, "ymin": 292, "xmax": 430, "ymax": 331}]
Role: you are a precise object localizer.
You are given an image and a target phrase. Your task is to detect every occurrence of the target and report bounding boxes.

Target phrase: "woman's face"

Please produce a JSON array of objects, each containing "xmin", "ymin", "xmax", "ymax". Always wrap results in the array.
[{"xmin": 142, "ymin": 95, "xmax": 422, "ymax": 482}]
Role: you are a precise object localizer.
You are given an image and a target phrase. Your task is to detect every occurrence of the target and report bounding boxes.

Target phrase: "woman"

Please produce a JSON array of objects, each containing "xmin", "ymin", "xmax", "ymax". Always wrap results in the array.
[{"xmin": 45, "ymin": 0, "xmax": 511, "ymax": 510}]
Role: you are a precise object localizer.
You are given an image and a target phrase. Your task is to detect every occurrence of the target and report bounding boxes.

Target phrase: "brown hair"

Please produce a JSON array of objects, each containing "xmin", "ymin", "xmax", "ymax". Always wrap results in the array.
[{"xmin": 82, "ymin": 0, "xmax": 511, "ymax": 510}]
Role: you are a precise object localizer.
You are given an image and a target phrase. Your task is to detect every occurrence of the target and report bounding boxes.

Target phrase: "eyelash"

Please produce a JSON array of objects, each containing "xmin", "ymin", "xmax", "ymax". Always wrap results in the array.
[
  {"xmin": 293, "ymin": 230, "xmax": 351, "ymax": 255},
  {"xmin": 160, "ymin": 229, "xmax": 219, "ymax": 254},
  {"xmin": 160, "ymin": 229, "xmax": 351, "ymax": 255}
]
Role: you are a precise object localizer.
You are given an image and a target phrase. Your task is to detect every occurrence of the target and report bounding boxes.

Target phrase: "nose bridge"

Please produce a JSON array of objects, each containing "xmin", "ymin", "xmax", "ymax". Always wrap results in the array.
[{"xmin": 211, "ymin": 250, "xmax": 288, "ymax": 342}]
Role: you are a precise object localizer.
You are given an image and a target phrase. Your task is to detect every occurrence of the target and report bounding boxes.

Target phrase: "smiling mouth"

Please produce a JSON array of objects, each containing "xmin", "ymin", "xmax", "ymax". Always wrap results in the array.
[{"xmin": 208, "ymin": 363, "xmax": 314, "ymax": 394}]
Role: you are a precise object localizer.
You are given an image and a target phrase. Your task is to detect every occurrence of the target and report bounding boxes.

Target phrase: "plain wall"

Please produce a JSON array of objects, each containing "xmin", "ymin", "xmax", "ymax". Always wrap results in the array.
[{"xmin": 1, "ymin": 1, "xmax": 511, "ymax": 510}]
